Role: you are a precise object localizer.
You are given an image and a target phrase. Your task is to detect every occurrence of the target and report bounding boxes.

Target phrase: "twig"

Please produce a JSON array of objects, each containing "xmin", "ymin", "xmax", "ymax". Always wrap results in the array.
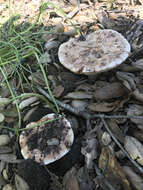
[
  {"xmin": 37, "ymin": 86, "xmax": 92, "ymax": 129},
  {"xmin": 67, "ymin": 7, "xmax": 80, "ymax": 19},
  {"xmin": 37, "ymin": 86, "xmax": 143, "ymax": 120},
  {"xmin": 101, "ymin": 117, "xmax": 143, "ymax": 175},
  {"xmin": 93, "ymin": 114, "xmax": 143, "ymax": 119},
  {"xmin": 37, "ymin": 86, "xmax": 143, "ymax": 174},
  {"xmin": 37, "ymin": 86, "xmax": 91, "ymax": 118}
]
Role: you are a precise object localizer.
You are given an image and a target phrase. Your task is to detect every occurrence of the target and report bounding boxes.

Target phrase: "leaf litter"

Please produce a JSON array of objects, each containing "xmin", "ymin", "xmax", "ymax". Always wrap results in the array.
[{"xmin": 0, "ymin": 0, "xmax": 143, "ymax": 190}]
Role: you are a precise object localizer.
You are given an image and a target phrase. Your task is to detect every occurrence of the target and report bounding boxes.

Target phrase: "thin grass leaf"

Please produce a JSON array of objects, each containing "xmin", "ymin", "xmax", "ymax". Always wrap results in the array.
[{"xmin": 0, "ymin": 64, "xmax": 21, "ymax": 136}]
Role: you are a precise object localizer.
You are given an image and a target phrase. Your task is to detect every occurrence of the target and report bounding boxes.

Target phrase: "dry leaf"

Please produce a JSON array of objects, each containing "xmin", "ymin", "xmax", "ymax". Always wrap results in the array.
[
  {"xmin": 116, "ymin": 72, "xmax": 136, "ymax": 91},
  {"xmin": 2, "ymin": 106, "xmax": 18, "ymax": 118},
  {"xmin": 28, "ymin": 72, "xmax": 45, "ymax": 86},
  {"xmin": 116, "ymin": 96, "xmax": 130, "ymax": 109},
  {"xmin": 123, "ymin": 166, "xmax": 143, "ymax": 190},
  {"xmin": 88, "ymin": 102, "xmax": 116, "ymax": 112},
  {"xmin": 64, "ymin": 91, "xmax": 92, "ymax": 99},
  {"xmin": 133, "ymin": 130, "xmax": 143, "ymax": 143},
  {"xmin": 53, "ymin": 85, "xmax": 64, "ymax": 98},
  {"xmin": 76, "ymin": 83, "xmax": 92, "ymax": 92},
  {"xmin": 0, "ymin": 135, "xmax": 10, "ymax": 146},
  {"xmin": 0, "ymin": 146, "xmax": 12, "ymax": 154},
  {"xmin": 131, "ymin": 59, "xmax": 143, "ymax": 70},
  {"xmin": 94, "ymin": 82, "xmax": 126, "ymax": 101},
  {"xmin": 15, "ymin": 174, "xmax": 30, "ymax": 190},
  {"xmin": 127, "ymin": 104, "xmax": 143, "ymax": 130},
  {"xmin": 63, "ymin": 167, "xmax": 80, "ymax": 190},
  {"xmin": 0, "ymin": 154, "xmax": 17, "ymax": 163},
  {"xmin": 124, "ymin": 136, "xmax": 143, "ymax": 166},
  {"xmin": 4, "ymin": 117, "xmax": 17, "ymax": 123},
  {"xmin": 76, "ymin": 167, "xmax": 94, "ymax": 189},
  {"xmin": 99, "ymin": 147, "xmax": 131, "ymax": 190},
  {"xmin": 71, "ymin": 100, "xmax": 88, "ymax": 110},
  {"xmin": 19, "ymin": 97, "xmax": 39, "ymax": 110},
  {"xmin": 133, "ymin": 89, "xmax": 143, "ymax": 103},
  {"xmin": 107, "ymin": 120, "xmax": 125, "ymax": 143},
  {"xmin": 81, "ymin": 137, "xmax": 98, "ymax": 169}
]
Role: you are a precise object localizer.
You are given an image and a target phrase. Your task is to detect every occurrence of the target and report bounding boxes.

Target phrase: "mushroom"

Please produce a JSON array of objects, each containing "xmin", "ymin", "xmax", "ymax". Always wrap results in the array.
[
  {"xmin": 19, "ymin": 113, "xmax": 74, "ymax": 165},
  {"xmin": 58, "ymin": 29, "xmax": 131, "ymax": 75}
]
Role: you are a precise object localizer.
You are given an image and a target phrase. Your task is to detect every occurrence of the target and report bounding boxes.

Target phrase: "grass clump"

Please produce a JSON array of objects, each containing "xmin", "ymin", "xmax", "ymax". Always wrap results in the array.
[
  {"xmin": 0, "ymin": 1, "xmax": 80, "ymax": 134},
  {"xmin": 0, "ymin": 3, "xmax": 61, "ymax": 134},
  {"xmin": 0, "ymin": 15, "xmax": 44, "ymax": 76}
]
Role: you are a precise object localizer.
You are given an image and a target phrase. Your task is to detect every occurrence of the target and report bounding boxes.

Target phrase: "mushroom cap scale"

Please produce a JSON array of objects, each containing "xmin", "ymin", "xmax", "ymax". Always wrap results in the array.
[
  {"xmin": 58, "ymin": 29, "xmax": 131, "ymax": 75},
  {"xmin": 19, "ymin": 113, "xmax": 74, "ymax": 165}
]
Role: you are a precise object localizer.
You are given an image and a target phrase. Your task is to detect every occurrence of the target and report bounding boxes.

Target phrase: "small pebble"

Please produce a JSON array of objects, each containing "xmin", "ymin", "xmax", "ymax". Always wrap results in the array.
[
  {"xmin": 54, "ymin": 23, "xmax": 64, "ymax": 33},
  {"xmin": 102, "ymin": 132, "xmax": 112, "ymax": 146},
  {"xmin": 44, "ymin": 40, "xmax": 60, "ymax": 51},
  {"xmin": 0, "ymin": 135, "xmax": 10, "ymax": 146}
]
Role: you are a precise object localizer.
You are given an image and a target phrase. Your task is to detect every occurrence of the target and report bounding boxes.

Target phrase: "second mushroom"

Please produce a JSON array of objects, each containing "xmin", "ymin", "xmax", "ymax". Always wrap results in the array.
[{"xmin": 58, "ymin": 29, "xmax": 131, "ymax": 75}]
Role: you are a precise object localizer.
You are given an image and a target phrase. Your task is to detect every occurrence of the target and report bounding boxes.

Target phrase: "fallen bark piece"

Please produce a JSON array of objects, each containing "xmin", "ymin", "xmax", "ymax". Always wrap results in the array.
[
  {"xmin": 123, "ymin": 166, "xmax": 143, "ymax": 190},
  {"xmin": 127, "ymin": 104, "xmax": 143, "ymax": 130},
  {"xmin": 15, "ymin": 174, "xmax": 30, "ymax": 190},
  {"xmin": 88, "ymin": 102, "xmax": 116, "ymax": 112},
  {"xmin": 99, "ymin": 147, "xmax": 131, "ymax": 190},
  {"xmin": 94, "ymin": 82, "xmax": 126, "ymax": 100},
  {"xmin": 124, "ymin": 136, "xmax": 143, "ymax": 166},
  {"xmin": 19, "ymin": 97, "xmax": 39, "ymax": 110},
  {"xmin": 63, "ymin": 167, "xmax": 80, "ymax": 190},
  {"xmin": 64, "ymin": 91, "xmax": 92, "ymax": 99}
]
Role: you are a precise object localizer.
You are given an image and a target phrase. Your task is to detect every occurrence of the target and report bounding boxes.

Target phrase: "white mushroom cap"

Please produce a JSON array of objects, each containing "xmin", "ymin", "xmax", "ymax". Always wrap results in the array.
[
  {"xmin": 58, "ymin": 29, "xmax": 131, "ymax": 75},
  {"xmin": 19, "ymin": 113, "xmax": 74, "ymax": 165}
]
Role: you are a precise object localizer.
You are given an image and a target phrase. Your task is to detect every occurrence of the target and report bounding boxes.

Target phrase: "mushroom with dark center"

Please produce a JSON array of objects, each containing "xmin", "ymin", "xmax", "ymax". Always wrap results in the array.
[{"xmin": 19, "ymin": 113, "xmax": 74, "ymax": 165}]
